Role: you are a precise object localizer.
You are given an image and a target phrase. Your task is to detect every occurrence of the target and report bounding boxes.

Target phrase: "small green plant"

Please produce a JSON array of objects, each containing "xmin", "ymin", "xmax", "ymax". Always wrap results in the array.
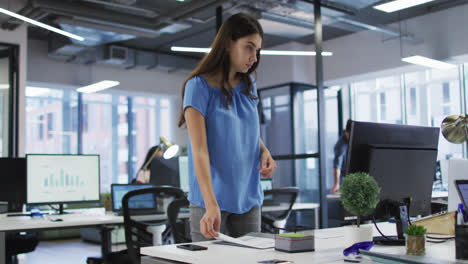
[
  {"xmin": 404, "ymin": 225, "xmax": 427, "ymax": 236},
  {"xmin": 340, "ymin": 172, "xmax": 380, "ymax": 227}
]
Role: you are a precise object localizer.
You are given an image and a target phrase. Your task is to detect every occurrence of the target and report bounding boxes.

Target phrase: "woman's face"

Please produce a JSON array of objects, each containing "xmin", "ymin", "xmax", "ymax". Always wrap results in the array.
[{"xmin": 228, "ymin": 33, "xmax": 262, "ymax": 74}]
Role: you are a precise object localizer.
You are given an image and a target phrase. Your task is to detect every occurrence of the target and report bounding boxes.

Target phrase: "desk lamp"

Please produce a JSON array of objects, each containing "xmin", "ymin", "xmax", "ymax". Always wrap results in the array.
[
  {"xmin": 136, "ymin": 137, "xmax": 179, "ymax": 183},
  {"xmin": 441, "ymin": 114, "xmax": 468, "ymax": 144}
]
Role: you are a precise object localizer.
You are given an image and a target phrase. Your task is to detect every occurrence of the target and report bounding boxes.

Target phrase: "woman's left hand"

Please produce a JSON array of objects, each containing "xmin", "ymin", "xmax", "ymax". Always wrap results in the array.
[{"xmin": 258, "ymin": 150, "xmax": 277, "ymax": 178}]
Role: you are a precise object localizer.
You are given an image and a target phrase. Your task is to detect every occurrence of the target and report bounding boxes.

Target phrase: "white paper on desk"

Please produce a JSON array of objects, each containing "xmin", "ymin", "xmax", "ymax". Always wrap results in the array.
[{"xmin": 215, "ymin": 233, "xmax": 274, "ymax": 249}]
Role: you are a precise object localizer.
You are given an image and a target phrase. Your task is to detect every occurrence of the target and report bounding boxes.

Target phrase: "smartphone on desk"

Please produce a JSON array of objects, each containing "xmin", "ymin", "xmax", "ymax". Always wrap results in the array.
[{"xmin": 176, "ymin": 244, "xmax": 208, "ymax": 251}]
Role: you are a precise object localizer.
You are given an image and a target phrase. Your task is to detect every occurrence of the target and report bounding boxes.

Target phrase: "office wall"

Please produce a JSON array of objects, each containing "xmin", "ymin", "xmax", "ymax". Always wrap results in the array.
[
  {"xmin": 27, "ymin": 39, "xmax": 189, "ymax": 148},
  {"xmin": 27, "ymin": 39, "xmax": 188, "ymax": 95},
  {"xmin": 257, "ymin": 3, "xmax": 468, "ymax": 87},
  {"xmin": 0, "ymin": 24, "xmax": 28, "ymax": 156}
]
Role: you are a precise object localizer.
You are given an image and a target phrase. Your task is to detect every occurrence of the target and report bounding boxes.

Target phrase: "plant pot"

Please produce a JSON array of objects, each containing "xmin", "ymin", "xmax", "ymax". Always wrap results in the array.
[
  {"xmin": 103, "ymin": 199, "xmax": 112, "ymax": 212},
  {"xmin": 344, "ymin": 225, "xmax": 373, "ymax": 247},
  {"xmin": 405, "ymin": 234, "xmax": 425, "ymax": 256}
]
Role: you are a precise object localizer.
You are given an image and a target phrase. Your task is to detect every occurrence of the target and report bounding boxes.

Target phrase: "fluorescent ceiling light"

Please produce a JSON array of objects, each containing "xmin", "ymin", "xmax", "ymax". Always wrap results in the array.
[
  {"xmin": 77, "ymin": 80, "xmax": 120, "ymax": 93},
  {"xmin": 171, "ymin": 46, "xmax": 333, "ymax": 56},
  {"xmin": 373, "ymin": 0, "xmax": 435, "ymax": 13},
  {"xmin": 401, "ymin": 55, "xmax": 456, "ymax": 70},
  {"xmin": 261, "ymin": 50, "xmax": 333, "ymax": 56},
  {"xmin": 26, "ymin": 86, "xmax": 51, "ymax": 97},
  {"xmin": 0, "ymin": 84, "xmax": 9, "ymax": 89},
  {"xmin": 0, "ymin": 7, "xmax": 85, "ymax": 41}
]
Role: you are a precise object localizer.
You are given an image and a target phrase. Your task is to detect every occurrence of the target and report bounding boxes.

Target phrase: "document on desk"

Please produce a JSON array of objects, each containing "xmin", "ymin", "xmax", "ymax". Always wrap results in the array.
[{"xmin": 215, "ymin": 233, "xmax": 275, "ymax": 249}]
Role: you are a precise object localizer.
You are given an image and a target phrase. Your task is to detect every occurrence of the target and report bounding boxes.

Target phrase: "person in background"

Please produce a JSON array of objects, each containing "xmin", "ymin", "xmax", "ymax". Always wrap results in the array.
[
  {"xmin": 178, "ymin": 13, "xmax": 277, "ymax": 242},
  {"xmin": 331, "ymin": 119, "xmax": 353, "ymax": 194}
]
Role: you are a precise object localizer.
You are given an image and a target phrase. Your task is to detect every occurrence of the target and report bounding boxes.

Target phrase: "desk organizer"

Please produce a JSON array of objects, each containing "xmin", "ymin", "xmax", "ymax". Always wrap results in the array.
[{"xmin": 274, "ymin": 233, "xmax": 314, "ymax": 253}]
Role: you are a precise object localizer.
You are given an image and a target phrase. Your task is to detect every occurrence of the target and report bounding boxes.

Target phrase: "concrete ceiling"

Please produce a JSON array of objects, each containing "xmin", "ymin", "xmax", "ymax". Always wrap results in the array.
[{"xmin": 0, "ymin": 0, "xmax": 467, "ymax": 70}]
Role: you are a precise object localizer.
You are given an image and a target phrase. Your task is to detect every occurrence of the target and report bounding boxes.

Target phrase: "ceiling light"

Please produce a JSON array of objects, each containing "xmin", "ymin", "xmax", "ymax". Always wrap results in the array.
[
  {"xmin": 0, "ymin": 7, "xmax": 85, "ymax": 41},
  {"xmin": 77, "ymin": 80, "xmax": 120, "ymax": 93},
  {"xmin": 260, "ymin": 50, "xmax": 333, "ymax": 56},
  {"xmin": 373, "ymin": 0, "xmax": 435, "ymax": 13},
  {"xmin": 171, "ymin": 47, "xmax": 333, "ymax": 56},
  {"xmin": 171, "ymin": 47, "xmax": 210, "ymax": 53},
  {"xmin": 0, "ymin": 84, "xmax": 9, "ymax": 89},
  {"xmin": 401, "ymin": 56, "xmax": 456, "ymax": 70},
  {"xmin": 26, "ymin": 86, "xmax": 51, "ymax": 97}
]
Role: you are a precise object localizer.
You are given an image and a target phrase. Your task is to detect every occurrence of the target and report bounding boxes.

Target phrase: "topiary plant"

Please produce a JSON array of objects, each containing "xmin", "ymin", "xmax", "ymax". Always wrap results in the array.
[
  {"xmin": 340, "ymin": 172, "xmax": 381, "ymax": 227},
  {"xmin": 404, "ymin": 225, "xmax": 427, "ymax": 236}
]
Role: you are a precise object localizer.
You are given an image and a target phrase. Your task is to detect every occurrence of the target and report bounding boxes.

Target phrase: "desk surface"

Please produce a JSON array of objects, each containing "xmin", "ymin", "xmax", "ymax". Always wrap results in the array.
[
  {"xmin": 0, "ymin": 202, "xmax": 318, "ymax": 233},
  {"xmin": 141, "ymin": 223, "xmax": 465, "ymax": 264}
]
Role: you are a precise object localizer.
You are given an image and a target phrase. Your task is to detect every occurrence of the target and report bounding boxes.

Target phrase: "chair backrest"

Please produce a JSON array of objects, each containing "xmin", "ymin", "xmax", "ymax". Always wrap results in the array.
[
  {"xmin": 166, "ymin": 197, "xmax": 191, "ymax": 244},
  {"xmin": 122, "ymin": 186, "xmax": 185, "ymax": 264},
  {"xmin": 263, "ymin": 187, "xmax": 299, "ymax": 221}
]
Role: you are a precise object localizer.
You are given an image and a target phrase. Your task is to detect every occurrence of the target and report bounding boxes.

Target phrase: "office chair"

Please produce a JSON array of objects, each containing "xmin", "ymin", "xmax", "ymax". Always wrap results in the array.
[
  {"xmin": 261, "ymin": 187, "xmax": 299, "ymax": 234},
  {"xmin": 122, "ymin": 186, "xmax": 185, "ymax": 264},
  {"xmin": 163, "ymin": 197, "xmax": 191, "ymax": 244}
]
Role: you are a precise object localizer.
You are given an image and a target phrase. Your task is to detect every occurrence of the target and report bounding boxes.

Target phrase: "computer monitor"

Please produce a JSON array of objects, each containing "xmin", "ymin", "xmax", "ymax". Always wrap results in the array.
[
  {"xmin": 345, "ymin": 121, "xmax": 439, "ymax": 218},
  {"xmin": 150, "ymin": 156, "xmax": 184, "ymax": 185},
  {"xmin": 0, "ymin": 158, "xmax": 26, "ymax": 212},
  {"xmin": 26, "ymin": 154, "xmax": 100, "ymax": 214},
  {"xmin": 111, "ymin": 183, "xmax": 155, "ymax": 215}
]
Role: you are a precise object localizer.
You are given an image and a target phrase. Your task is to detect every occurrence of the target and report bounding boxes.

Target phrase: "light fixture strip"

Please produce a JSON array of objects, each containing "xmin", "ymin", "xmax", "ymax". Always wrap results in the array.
[
  {"xmin": 77, "ymin": 80, "xmax": 120, "ymax": 93},
  {"xmin": 171, "ymin": 47, "xmax": 333, "ymax": 56},
  {"xmin": 0, "ymin": 7, "xmax": 85, "ymax": 41},
  {"xmin": 401, "ymin": 55, "xmax": 456, "ymax": 70},
  {"xmin": 373, "ymin": 0, "xmax": 435, "ymax": 13}
]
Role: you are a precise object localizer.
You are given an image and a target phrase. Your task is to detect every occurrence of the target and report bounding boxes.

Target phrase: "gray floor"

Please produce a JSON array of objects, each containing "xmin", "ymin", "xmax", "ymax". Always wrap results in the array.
[{"xmin": 18, "ymin": 239, "xmax": 126, "ymax": 264}]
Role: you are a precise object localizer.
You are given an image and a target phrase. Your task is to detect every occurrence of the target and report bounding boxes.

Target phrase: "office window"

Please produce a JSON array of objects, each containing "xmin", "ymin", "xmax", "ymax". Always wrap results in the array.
[
  {"xmin": 47, "ymin": 113, "xmax": 53, "ymax": 139},
  {"xmin": 82, "ymin": 93, "xmax": 116, "ymax": 193},
  {"xmin": 26, "ymin": 87, "xmax": 78, "ymax": 154},
  {"xmin": 133, "ymin": 96, "xmax": 158, "ymax": 179},
  {"xmin": 351, "ymin": 75, "xmax": 401, "ymax": 124},
  {"xmin": 26, "ymin": 86, "xmax": 182, "ymax": 192}
]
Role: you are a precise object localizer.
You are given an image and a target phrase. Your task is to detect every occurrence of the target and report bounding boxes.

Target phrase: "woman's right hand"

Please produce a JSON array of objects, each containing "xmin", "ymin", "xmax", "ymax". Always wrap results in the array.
[{"xmin": 200, "ymin": 206, "xmax": 221, "ymax": 239}]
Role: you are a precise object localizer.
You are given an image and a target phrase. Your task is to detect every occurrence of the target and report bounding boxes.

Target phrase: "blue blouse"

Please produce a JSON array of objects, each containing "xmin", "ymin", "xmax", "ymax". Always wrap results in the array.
[{"xmin": 183, "ymin": 75, "xmax": 263, "ymax": 214}]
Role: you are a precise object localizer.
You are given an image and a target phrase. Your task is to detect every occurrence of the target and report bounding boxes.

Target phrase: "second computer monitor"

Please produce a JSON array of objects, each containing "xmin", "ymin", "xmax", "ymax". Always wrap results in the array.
[
  {"xmin": 150, "ymin": 156, "xmax": 189, "ymax": 192},
  {"xmin": 26, "ymin": 154, "xmax": 100, "ymax": 205},
  {"xmin": 345, "ymin": 121, "xmax": 439, "ymax": 218}
]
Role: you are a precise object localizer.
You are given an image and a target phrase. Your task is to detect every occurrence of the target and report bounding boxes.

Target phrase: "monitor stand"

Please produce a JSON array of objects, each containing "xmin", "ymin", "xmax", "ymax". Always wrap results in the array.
[{"xmin": 49, "ymin": 203, "xmax": 72, "ymax": 215}]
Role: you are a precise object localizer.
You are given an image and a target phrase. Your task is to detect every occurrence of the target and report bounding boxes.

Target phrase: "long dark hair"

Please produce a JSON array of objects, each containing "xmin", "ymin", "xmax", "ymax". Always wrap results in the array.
[{"xmin": 177, "ymin": 13, "xmax": 264, "ymax": 127}]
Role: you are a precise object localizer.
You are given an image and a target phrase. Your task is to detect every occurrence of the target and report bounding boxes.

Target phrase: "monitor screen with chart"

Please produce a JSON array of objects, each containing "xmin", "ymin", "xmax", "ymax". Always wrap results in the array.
[{"xmin": 26, "ymin": 154, "xmax": 100, "ymax": 205}]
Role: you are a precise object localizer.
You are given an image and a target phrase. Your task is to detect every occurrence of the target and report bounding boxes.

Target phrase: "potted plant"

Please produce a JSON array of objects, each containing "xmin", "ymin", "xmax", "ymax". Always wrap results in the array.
[
  {"xmin": 101, "ymin": 192, "xmax": 112, "ymax": 212},
  {"xmin": 340, "ymin": 172, "xmax": 381, "ymax": 246},
  {"xmin": 404, "ymin": 225, "xmax": 427, "ymax": 255}
]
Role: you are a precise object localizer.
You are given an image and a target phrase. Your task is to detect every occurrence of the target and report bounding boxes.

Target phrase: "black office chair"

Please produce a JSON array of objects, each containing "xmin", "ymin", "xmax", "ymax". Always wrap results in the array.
[
  {"xmin": 6, "ymin": 232, "xmax": 39, "ymax": 264},
  {"xmin": 163, "ymin": 197, "xmax": 191, "ymax": 244},
  {"xmin": 122, "ymin": 186, "xmax": 185, "ymax": 264},
  {"xmin": 261, "ymin": 187, "xmax": 299, "ymax": 234}
]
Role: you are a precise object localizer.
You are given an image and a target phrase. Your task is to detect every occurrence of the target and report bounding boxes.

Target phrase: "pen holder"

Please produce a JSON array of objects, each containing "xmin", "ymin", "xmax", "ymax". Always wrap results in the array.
[
  {"xmin": 455, "ymin": 225, "xmax": 468, "ymax": 260},
  {"xmin": 274, "ymin": 233, "xmax": 314, "ymax": 253}
]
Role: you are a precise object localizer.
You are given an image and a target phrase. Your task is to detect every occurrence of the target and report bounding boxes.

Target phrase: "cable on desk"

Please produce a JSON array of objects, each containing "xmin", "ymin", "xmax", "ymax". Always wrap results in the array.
[{"xmin": 372, "ymin": 216, "xmax": 393, "ymax": 240}]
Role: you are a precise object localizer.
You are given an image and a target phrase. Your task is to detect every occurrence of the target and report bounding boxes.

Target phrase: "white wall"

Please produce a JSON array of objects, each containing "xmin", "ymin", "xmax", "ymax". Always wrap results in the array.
[
  {"xmin": 0, "ymin": 24, "xmax": 28, "ymax": 156},
  {"xmin": 27, "ymin": 39, "xmax": 188, "ymax": 95},
  {"xmin": 27, "ymin": 39, "xmax": 189, "ymax": 147},
  {"xmin": 257, "ymin": 3, "xmax": 468, "ymax": 88}
]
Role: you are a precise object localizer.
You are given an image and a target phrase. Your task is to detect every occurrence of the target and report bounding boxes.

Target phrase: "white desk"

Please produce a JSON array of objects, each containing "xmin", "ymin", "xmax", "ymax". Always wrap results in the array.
[
  {"xmin": 0, "ymin": 210, "xmax": 171, "ymax": 264},
  {"xmin": 140, "ymin": 223, "xmax": 465, "ymax": 264},
  {"xmin": 0, "ymin": 203, "xmax": 316, "ymax": 264}
]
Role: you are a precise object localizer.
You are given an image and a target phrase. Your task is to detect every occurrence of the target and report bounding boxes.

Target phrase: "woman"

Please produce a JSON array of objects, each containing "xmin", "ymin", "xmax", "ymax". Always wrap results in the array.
[{"xmin": 178, "ymin": 13, "xmax": 277, "ymax": 241}]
